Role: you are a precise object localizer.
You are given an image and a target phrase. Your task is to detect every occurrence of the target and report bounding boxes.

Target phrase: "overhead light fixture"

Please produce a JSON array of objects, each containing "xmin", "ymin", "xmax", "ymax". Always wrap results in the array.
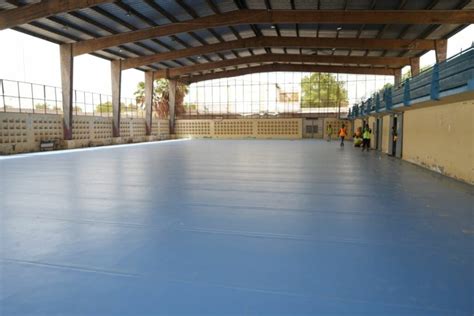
[
  {"xmin": 336, "ymin": 26, "xmax": 343, "ymax": 31},
  {"xmin": 332, "ymin": 48, "xmax": 336, "ymax": 51},
  {"xmin": 270, "ymin": 25, "xmax": 276, "ymax": 29}
]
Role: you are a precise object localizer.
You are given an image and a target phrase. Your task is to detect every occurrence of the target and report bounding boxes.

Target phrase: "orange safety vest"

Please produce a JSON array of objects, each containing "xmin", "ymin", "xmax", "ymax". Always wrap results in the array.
[{"xmin": 339, "ymin": 128, "xmax": 347, "ymax": 137}]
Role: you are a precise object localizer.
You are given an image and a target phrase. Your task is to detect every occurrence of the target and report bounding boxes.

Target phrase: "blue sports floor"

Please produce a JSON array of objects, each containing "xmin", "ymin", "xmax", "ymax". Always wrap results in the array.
[{"xmin": 0, "ymin": 139, "xmax": 472, "ymax": 315}]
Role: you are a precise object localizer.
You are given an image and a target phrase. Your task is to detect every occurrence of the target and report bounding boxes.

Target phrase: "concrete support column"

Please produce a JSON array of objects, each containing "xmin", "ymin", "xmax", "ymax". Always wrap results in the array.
[
  {"xmin": 435, "ymin": 39, "xmax": 447, "ymax": 64},
  {"xmin": 410, "ymin": 57, "xmax": 420, "ymax": 77},
  {"xmin": 394, "ymin": 68, "xmax": 402, "ymax": 87},
  {"xmin": 60, "ymin": 43, "xmax": 73, "ymax": 140},
  {"xmin": 111, "ymin": 59, "xmax": 122, "ymax": 137},
  {"xmin": 168, "ymin": 79, "xmax": 177, "ymax": 134},
  {"xmin": 145, "ymin": 72, "xmax": 154, "ymax": 136}
]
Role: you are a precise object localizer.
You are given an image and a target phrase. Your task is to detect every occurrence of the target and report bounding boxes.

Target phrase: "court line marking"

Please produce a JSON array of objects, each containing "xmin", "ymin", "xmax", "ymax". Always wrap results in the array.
[
  {"xmin": 0, "ymin": 258, "xmax": 140, "ymax": 278},
  {"xmin": 0, "ymin": 138, "xmax": 189, "ymax": 160}
]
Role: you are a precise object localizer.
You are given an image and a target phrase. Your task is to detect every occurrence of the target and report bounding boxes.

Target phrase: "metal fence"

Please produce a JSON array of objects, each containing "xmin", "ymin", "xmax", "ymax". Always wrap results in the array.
[
  {"xmin": 0, "ymin": 79, "xmax": 144, "ymax": 118},
  {"xmin": 181, "ymin": 72, "xmax": 393, "ymax": 119}
]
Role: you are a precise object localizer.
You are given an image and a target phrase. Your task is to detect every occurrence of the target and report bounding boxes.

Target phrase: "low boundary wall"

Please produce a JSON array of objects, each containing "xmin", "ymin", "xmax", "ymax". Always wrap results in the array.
[
  {"xmin": 175, "ymin": 118, "xmax": 303, "ymax": 139},
  {"xmin": 0, "ymin": 113, "xmax": 169, "ymax": 154}
]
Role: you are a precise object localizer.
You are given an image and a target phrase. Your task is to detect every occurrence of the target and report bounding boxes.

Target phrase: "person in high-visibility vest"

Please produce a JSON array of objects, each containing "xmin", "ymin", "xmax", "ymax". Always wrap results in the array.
[
  {"xmin": 362, "ymin": 124, "xmax": 372, "ymax": 151},
  {"xmin": 353, "ymin": 127, "xmax": 363, "ymax": 147},
  {"xmin": 338, "ymin": 124, "xmax": 347, "ymax": 147}
]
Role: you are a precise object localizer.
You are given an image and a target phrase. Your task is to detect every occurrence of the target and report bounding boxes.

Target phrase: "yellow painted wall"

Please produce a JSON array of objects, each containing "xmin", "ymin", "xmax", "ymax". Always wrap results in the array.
[
  {"xmin": 354, "ymin": 119, "xmax": 363, "ymax": 132},
  {"xmin": 381, "ymin": 115, "xmax": 390, "ymax": 154},
  {"xmin": 403, "ymin": 100, "xmax": 474, "ymax": 184},
  {"xmin": 368, "ymin": 117, "xmax": 376, "ymax": 148}
]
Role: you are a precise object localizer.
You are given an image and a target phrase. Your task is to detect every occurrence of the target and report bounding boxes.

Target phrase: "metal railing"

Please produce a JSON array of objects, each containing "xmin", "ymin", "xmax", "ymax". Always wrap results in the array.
[
  {"xmin": 349, "ymin": 45, "xmax": 474, "ymax": 119},
  {"xmin": 0, "ymin": 79, "xmax": 144, "ymax": 118},
  {"xmin": 177, "ymin": 101, "xmax": 350, "ymax": 119}
]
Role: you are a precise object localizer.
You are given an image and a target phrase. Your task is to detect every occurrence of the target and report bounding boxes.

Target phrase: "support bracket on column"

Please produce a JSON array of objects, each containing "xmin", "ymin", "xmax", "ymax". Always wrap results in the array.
[
  {"xmin": 435, "ymin": 39, "xmax": 447, "ymax": 64},
  {"xmin": 410, "ymin": 57, "xmax": 420, "ymax": 77},
  {"xmin": 394, "ymin": 68, "xmax": 402, "ymax": 87}
]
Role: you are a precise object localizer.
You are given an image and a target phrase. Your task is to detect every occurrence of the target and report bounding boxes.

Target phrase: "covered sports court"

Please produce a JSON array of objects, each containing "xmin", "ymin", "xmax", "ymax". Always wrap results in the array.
[
  {"xmin": 0, "ymin": 0, "xmax": 473, "ymax": 315},
  {"xmin": 1, "ymin": 140, "xmax": 472, "ymax": 314}
]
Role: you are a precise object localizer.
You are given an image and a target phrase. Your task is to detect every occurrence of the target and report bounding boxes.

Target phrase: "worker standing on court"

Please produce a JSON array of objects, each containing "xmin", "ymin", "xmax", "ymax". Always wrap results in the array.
[
  {"xmin": 362, "ymin": 124, "xmax": 372, "ymax": 151},
  {"xmin": 338, "ymin": 124, "xmax": 347, "ymax": 147},
  {"xmin": 326, "ymin": 124, "xmax": 333, "ymax": 142}
]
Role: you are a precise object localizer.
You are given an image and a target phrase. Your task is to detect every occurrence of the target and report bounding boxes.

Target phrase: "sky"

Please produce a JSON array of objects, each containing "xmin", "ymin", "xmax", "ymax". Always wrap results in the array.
[{"xmin": 0, "ymin": 25, "xmax": 473, "ymax": 100}]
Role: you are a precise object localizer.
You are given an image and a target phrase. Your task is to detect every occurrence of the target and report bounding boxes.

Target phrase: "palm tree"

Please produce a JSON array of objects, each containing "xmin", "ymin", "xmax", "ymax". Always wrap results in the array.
[{"xmin": 134, "ymin": 79, "xmax": 189, "ymax": 119}]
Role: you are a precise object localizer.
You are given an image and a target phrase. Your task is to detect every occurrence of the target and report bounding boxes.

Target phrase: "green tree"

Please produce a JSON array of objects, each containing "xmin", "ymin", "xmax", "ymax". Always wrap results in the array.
[
  {"xmin": 35, "ymin": 103, "xmax": 50, "ymax": 112},
  {"xmin": 183, "ymin": 103, "xmax": 197, "ymax": 111},
  {"xmin": 402, "ymin": 65, "xmax": 431, "ymax": 81},
  {"xmin": 134, "ymin": 79, "xmax": 189, "ymax": 119},
  {"xmin": 373, "ymin": 83, "xmax": 393, "ymax": 97},
  {"xmin": 300, "ymin": 73, "xmax": 348, "ymax": 108},
  {"xmin": 95, "ymin": 101, "xmax": 113, "ymax": 113}
]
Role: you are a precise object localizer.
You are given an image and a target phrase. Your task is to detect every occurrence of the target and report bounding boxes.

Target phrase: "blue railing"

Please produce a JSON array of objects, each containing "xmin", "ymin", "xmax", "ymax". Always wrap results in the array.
[{"xmin": 349, "ymin": 45, "xmax": 474, "ymax": 119}]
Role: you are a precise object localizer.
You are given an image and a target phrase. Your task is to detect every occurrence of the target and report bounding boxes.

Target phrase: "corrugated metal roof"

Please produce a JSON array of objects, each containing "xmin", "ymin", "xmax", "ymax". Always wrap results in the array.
[{"xmin": 1, "ymin": 0, "xmax": 471, "ymax": 78}]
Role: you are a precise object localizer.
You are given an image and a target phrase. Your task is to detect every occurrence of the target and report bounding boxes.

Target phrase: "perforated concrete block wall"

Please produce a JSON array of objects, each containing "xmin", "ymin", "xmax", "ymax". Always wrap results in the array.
[
  {"xmin": 1, "ymin": 113, "xmax": 165, "ymax": 154},
  {"xmin": 1, "ymin": 113, "xmax": 64, "ymax": 154},
  {"xmin": 215, "ymin": 120, "xmax": 253, "ymax": 138},
  {"xmin": 120, "ymin": 118, "xmax": 132, "ymax": 140},
  {"xmin": 150, "ymin": 120, "xmax": 166, "ymax": 139},
  {"xmin": 130, "ymin": 119, "xmax": 145, "ymax": 138},
  {"xmin": 0, "ymin": 114, "xmax": 29, "ymax": 154},
  {"xmin": 175, "ymin": 119, "xmax": 303, "ymax": 139},
  {"xmin": 156, "ymin": 119, "xmax": 170, "ymax": 139},
  {"xmin": 72, "ymin": 116, "xmax": 94, "ymax": 147},
  {"xmin": 32, "ymin": 115, "xmax": 63, "ymax": 143},
  {"xmin": 93, "ymin": 117, "xmax": 113, "ymax": 141},
  {"xmin": 175, "ymin": 120, "xmax": 212, "ymax": 137},
  {"xmin": 256, "ymin": 119, "xmax": 301, "ymax": 138},
  {"xmin": 323, "ymin": 119, "xmax": 353, "ymax": 140}
]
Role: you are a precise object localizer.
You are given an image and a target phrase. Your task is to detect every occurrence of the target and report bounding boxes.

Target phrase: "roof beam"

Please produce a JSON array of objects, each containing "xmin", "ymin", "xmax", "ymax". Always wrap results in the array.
[
  {"xmin": 72, "ymin": 9, "xmax": 474, "ymax": 56},
  {"xmin": 0, "ymin": 0, "xmax": 113, "ymax": 30},
  {"xmin": 183, "ymin": 64, "xmax": 397, "ymax": 83},
  {"xmin": 156, "ymin": 53, "xmax": 409, "ymax": 78},
  {"xmin": 121, "ymin": 36, "xmax": 435, "ymax": 70}
]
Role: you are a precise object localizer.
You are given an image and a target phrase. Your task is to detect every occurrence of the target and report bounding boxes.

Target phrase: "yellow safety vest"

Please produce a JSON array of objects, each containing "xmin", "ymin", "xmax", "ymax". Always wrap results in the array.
[{"xmin": 363, "ymin": 129, "xmax": 371, "ymax": 139}]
